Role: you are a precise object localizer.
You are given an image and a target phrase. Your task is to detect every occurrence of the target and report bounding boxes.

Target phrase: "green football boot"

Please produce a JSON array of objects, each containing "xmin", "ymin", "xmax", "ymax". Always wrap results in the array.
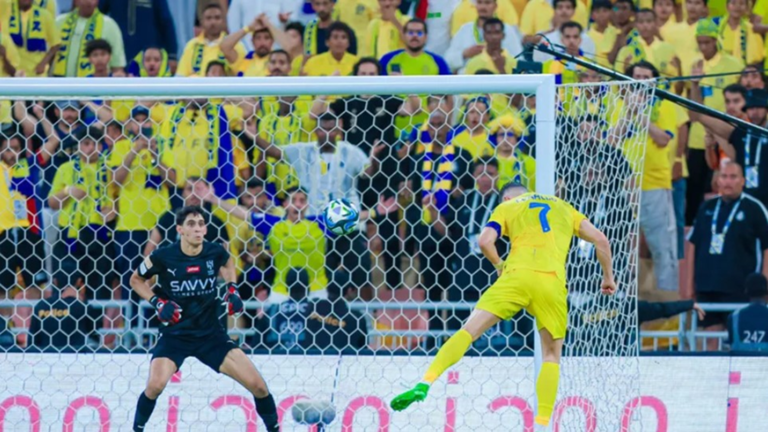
[{"xmin": 390, "ymin": 383, "xmax": 430, "ymax": 411}]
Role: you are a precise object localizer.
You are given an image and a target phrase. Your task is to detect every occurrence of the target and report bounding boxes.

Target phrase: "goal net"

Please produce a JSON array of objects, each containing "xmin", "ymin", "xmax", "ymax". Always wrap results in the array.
[{"xmin": 0, "ymin": 75, "xmax": 652, "ymax": 431}]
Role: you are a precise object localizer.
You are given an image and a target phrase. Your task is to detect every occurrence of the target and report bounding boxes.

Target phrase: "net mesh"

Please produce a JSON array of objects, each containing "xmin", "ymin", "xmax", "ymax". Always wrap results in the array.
[{"xmin": 0, "ymin": 79, "xmax": 653, "ymax": 431}]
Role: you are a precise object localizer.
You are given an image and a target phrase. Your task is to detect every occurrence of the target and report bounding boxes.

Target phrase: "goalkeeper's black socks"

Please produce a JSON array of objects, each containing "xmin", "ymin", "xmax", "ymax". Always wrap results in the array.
[
  {"xmin": 133, "ymin": 392, "xmax": 157, "ymax": 431},
  {"xmin": 255, "ymin": 393, "xmax": 279, "ymax": 431}
]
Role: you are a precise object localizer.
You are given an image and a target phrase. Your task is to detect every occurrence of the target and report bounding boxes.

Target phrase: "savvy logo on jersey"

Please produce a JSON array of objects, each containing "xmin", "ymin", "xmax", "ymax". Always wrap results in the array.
[{"xmin": 169, "ymin": 277, "xmax": 218, "ymax": 295}]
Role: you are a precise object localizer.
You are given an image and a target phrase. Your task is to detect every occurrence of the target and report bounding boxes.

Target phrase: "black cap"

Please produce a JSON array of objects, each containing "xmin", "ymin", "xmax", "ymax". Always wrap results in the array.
[
  {"xmin": 743, "ymin": 89, "xmax": 768, "ymax": 111},
  {"xmin": 745, "ymin": 273, "xmax": 768, "ymax": 298}
]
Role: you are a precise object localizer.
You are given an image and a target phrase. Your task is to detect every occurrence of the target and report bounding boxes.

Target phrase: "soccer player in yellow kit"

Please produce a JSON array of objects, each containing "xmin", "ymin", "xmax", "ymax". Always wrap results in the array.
[{"xmin": 390, "ymin": 183, "xmax": 617, "ymax": 429}]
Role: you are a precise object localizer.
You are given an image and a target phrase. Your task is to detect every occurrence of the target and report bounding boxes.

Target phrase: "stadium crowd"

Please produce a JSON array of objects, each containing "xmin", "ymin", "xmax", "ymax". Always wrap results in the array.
[{"xmin": 1, "ymin": 0, "xmax": 768, "ymax": 354}]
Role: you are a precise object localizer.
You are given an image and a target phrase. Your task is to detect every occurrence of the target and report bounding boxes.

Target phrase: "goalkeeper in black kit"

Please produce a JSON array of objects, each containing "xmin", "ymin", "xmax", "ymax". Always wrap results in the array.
[{"xmin": 130, "ymin": 206, "xmax": 280, "ymax": 432}]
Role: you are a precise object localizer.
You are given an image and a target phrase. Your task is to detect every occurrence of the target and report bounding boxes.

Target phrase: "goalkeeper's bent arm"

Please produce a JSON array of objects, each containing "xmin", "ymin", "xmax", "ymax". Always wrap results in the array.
[{"xmin": 577, "ymin": 220, "xmax": 614, "ymax": 283}]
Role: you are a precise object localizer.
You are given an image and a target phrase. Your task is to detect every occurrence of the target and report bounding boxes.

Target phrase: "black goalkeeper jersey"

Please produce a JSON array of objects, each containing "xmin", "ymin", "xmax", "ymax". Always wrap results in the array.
[{"xmin": 139, "ymin": 241, "xmax": 229, "ymax": 338}]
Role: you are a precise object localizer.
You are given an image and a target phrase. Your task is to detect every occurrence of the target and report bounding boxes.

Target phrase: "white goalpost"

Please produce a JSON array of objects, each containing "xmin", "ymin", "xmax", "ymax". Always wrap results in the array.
[{"xmin": 0, "ymin": 75, "xmax": 649, "ymax": 431}]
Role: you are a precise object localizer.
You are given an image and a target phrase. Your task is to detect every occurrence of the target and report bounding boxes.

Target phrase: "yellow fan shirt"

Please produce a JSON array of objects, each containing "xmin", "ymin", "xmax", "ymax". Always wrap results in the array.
[
  {"xmin": 335, "ymin": 0, "xmax": 379, "ymax": 43},
  {"xmin": 363, "ymin": 11, "xmax": 409, "ymax": 58},
  {"xmin": 108, "ymin": 139, "xmax": 170, "ymax": 231},
  {"xmin": 3, "ymin": 5, "xmax": 59, "ymax": 77},
  {"xmin": 302, "ymin": 52, "xmax": 359, "ymax": 76},
  {"xmin": 615, "ymin": 36, "xmax": 679, "ymax": 80},
  {"xmin": 463, "ymin": 49, "xmax": 517, "ymax": 74},
  {"xmin": 519, "ymin": 0, "xmax": 589, "ymax": 36},
  {"xmin": 621, "ymin": 99, "xmax": 677, "ymax": 191},
  {"xmin": 719, "ymin": 18, "xmax": 763, "ymax": 65},
  {"xmin": 451, "ymin": 0, "xmax": 519, "ymax": 36},
  {"xmin": 688, "ymin": 52, "xmax": 744, "ymax": 150},
  {"xmin": 588, "ymin": 25, "xmax": 619, "ymax": 67},
  {"xmin": 176, "ymin": 32, "xmax": 245, "ymax": 77}
]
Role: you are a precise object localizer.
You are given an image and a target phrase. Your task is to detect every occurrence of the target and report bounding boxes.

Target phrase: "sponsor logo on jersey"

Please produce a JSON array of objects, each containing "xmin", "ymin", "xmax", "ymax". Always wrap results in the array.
[
  {"xmin": 187, "ymin": 266, "xmax": 200, "ymax": 274},
  {"xmin": 169, "ymin": 277, "xmax": 218, "ymax": 294}
]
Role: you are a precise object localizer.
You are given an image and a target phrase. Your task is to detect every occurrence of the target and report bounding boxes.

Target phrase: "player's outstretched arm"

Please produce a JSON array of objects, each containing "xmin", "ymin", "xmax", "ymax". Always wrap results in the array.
[
  {"xmin": 197, "ymin": 182, "xmax": 252, "ymax": 221},
  {"xmin": 577, "ymin": 219, "xmax": 616, "ymax": 294},
  {"xmin": 478, "ymin": 226, "xmax": 504, "ymax": 276}
]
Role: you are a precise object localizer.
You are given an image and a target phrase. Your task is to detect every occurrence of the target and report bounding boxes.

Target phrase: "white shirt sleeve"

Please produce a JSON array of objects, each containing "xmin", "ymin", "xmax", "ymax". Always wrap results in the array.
[
  {"xmin": 502, "ymin": 24, "xmax": 524, "ymax": 58},
  {"xmin": 227, "ymin": 0, "xmax": 243, "ymax": 37},
  {"xmin": 344, "ymin": 143, "xmax": 369, "ymax": 176},
  {"xmin": 445, "ymin": 24, "xmax": 472, "ymax": 72},
  {"xmin": 580, "ymin": 33, "xmax": 596, "ymax": 60}
]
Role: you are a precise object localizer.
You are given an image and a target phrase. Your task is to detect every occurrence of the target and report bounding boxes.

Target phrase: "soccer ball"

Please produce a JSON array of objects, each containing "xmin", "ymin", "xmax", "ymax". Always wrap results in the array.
[
  {"xmin": 323, "ymin": 198, "xmax": 359, "ymax": 235},
  {"xmin": 291, "ymin": 399, "xmax": 336, "ymax": 425}
]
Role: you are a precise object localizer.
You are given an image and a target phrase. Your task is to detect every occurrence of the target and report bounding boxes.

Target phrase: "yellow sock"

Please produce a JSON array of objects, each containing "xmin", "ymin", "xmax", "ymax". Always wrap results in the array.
[
  {"xmin": 534, "ymin": 362, "xmax": 560, "ymax": 426},
  {"xmin": 422, "ymin": 329, "xmax": 473, "ymax": 384}
]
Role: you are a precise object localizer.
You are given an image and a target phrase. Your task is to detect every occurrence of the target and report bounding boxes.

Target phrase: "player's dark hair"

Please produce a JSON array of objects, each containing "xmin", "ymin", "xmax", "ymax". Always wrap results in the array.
[
  {"xmin": 636, "ymin": 7, "xmax": 656, "ymax": 18},
  {"xmin": 482, "ymin": 17, "xmax": 505, "ymax": 32},
  {"xmin": 105, "ymin": 120, "xmax": 122, "ymax": 133},
  {"xmin": 353, "ymin": 57, "xmax": 381, "ymax": 75},
  {"xmin": 327, "ymin": 21, "xmax": 353, "ymax": 41},
  {"xmin": 176, "ymin": 205, "xmax": 206, "ymax": 226},
  {"xmin": 560, "ymin": 21, "xmax": 583, "ymax": 34},
  {"xmin": 404, "ymin": 18, "xmax": 428, "ymax": 34},
  {"xmin": 745, "ymin": 273, "xmax": 768, "ymax": 298},
  {"xmin": 625, "ymin": 60, "xmax": 659, "ymax": 78},
  {"xmin": 85, "ymin": 38, "xmax": 112, "ymax": 57},
  {"xmin": 475, "ymin": 156, "xmax": 499, "ymax": 171},
  {"xmin": 286, "ymin": 22, "xmax": 305, "ymax": 40},
  {"xmin": 741, "ymin": 64, "xmax": 767, "ymax": 86},
  {"xmin": 614, "ymin": 0, "xmax": 636, "ymax": 11},
  {"xmin": 724, "ymin": 83, "xmax": 748, "ymax": 98},
  {"xmin": 205, "ymin": 60, "xmax": 226, "ymax": 75},
  {"xmin": 499, "ymin": 181, "xmax": 527, "ymax": 196},
  {"xmin": 246, "ymin": 178, "xmax": 266, "ymax": 190},
  {"xmin": 269, "ymin": 49, "xmax": 291, "ymax": 63},
  {"xmin": 553, "ymin": 0, "xmax": 577, "ymax": 9},
  {"xmin": 591, "ymin": 0, "xmax": 612, "ymax": 12}
]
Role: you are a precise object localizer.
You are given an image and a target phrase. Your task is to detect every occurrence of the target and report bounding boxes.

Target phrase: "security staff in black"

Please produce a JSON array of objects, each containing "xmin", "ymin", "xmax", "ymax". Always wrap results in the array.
[
  {"xmin": 130, "ymin": 206, "xmax": 280, "ymax": 432},
  {"xmin": 688, "ymin": 162, "xmax": 768, "ymax": 334},
  {"xmin": 727, "ymin": 273, "xmax": 768, "ymax": 353},
  {"xmin": 689, "ymin": 88, "xmax": 768, "ymax": 207}
]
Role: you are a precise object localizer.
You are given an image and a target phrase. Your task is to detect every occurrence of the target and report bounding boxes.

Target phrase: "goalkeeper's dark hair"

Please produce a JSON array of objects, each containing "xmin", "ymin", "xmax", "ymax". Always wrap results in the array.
[
  {"xmin": 285, "ymin": 22, "xmax": 305, "ymax": 40},
  {"xmin": 353, "ymin": 57, "xmax": 382, "ymax": 75},
  {"xmin": 636, "ymin": 7, "xmax": 656, "ymax": 18},
  {"xmin": 269, "ymin": 49, "xmax": 291, "ymax": 63},
  {"xmin": 553, "ymin": 0, "xmax": 577, "ymax": 8},
  {"xmin": 475, "ymin": 156, "xmax": 499, "ymax": 171},
  {"xmin": 405, "ymin": 18, "xmax": 428, "ymax": 34},
  {"xmin": 724, "ymin": 83, "xmax": 748, "ymax": 98},
  {"xmin": 499, "ymin": 181, "xmax": 527, "ymax": 196},
  {"xmin": 614, "ymin": 0, "xmax": 636, "ymax": 10},
  {"xmin": 205, "ymin": 60, "xmax": 226, "ymax": 75},
  {"xmin": 591, "ymin": 0, "xmax": 612, "ymax": 12},
  {"xmin": 327, "ymin": 21, "xmax": 354, "ymax": 41},
  {"xmin": 85, "ymin": 38, "xmax": 112, "ymax": 57},
  {"xmin": 482, "ymin": 17, "xmax": 504, "ymax": 32},
  {"xmin": 625, "ymin": 60, "xmax": 660, "ymax": 78},
  {"xmin": 245, "ymin": 178, "xmax": 266, "ymax": 190},
  {"xmin": 176, "ymin": 205, "xmax": 206, "ymax": 226},
  {"xmin": 560, "ymin": 21, "xmax": 583, "ymax": 34}
]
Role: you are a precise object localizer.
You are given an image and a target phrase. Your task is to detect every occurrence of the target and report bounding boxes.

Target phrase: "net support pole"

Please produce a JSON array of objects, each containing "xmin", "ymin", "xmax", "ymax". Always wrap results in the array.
[{"xmin": 532, "ymin": 75, "xmax": 557, "ymax": 414}]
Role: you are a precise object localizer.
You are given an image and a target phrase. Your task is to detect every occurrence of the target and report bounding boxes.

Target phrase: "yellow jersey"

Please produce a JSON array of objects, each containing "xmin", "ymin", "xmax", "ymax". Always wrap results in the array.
[
  {"xmin": 176, "ymin": 32, "xmax": 245, "ymax": 77},
  {"xmin": 519, "ymin": 0, "xmax": 589, "ymax": 36},
  {"xmin": 451, "ymin": 128, "xmax": 495, "ymax": 160},
  {"xmin": 621, "ymin": 98, "xmax": 677, "ymax": 190},
  {"xmin": 49, "ymin": 157, "xmax": 113, "ymax": 234},
  {"xmin": 3, "ymin": 3, "xmax": 59, "ymax": 77},
  {"xmin": 688, "ymin": 52, "xmax": 744, "ymax": 150},
  {"xmin": 615, "ymin": 37, "xmax": 679, "ymax": 81},
  {"xmin": 335, "ymin": 0, "xmax": 379, "ymax": 43},
  {"xmin": 302, "ymin": 52, "xmax": 359, "ymax": 76},
  {"xmin": 233, "ymin": 51, "xmax": 269, "ymax": 77},
  {"xmin": 488, "ymin": 192, "xmax": 587, "ymax": 281},
  {"xmin": 665, "ymin": 20, "xmax": 699, "ymax": 75},
  {"xmin": 108, "ymin": 138, "xmax": 170, "ymax": 231},
  {"xmin": 718, "ymin": 17, "xmax": 763, "ymax": 65},
  {"xmin": 0, "ymin": 162, "xmax": 20, "ymax": 231},
  {"xmin": 362, "ymin": 11, "xmax": 409, "ymax": 58},
  {"xmin": 588, "ymin": 25, "xmax": 619, "ymax": 67},
  {"xmin": 268, "ymin": 219, "xmax": 329, "ymax": 296},
  {"xmin": 451, "ymin": 0, "xmax": 519, "ymax": 36},
  {"xmin": 463, "ymin": 49, "xmax": 517, "ymax": 74}
]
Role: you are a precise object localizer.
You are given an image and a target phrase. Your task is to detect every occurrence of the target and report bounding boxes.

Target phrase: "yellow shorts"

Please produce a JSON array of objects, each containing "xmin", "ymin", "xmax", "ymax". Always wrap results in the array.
[{"xmin": 475, "ymin": 269, "xmax": 568, "ymax": 339}]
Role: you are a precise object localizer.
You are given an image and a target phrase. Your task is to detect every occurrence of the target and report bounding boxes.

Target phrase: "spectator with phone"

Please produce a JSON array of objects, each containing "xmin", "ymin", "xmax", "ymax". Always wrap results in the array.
[{"xmin": 727, "ymin": 273, "xmax": 768, "ymax": 352}]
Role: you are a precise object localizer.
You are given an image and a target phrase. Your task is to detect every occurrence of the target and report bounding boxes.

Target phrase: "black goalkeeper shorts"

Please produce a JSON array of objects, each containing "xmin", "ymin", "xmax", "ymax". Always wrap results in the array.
[{"xmin": 151, "ymin": 332, "xmax": 237, "ymax": 372}]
